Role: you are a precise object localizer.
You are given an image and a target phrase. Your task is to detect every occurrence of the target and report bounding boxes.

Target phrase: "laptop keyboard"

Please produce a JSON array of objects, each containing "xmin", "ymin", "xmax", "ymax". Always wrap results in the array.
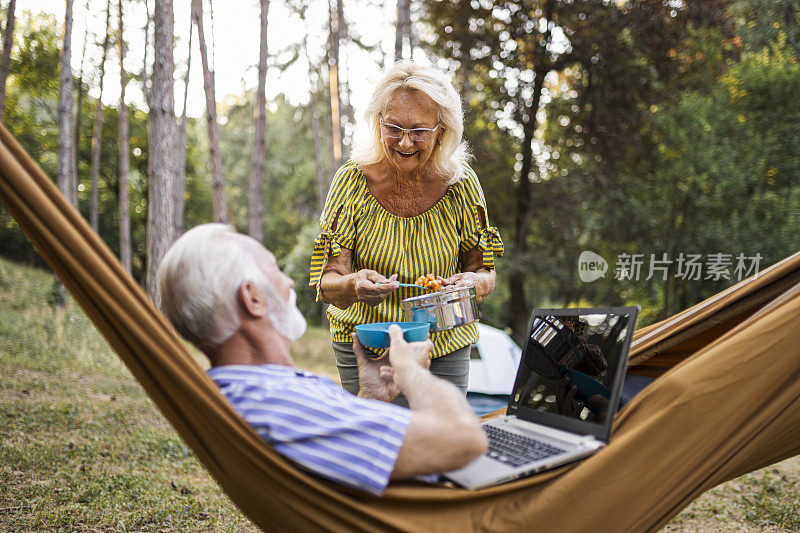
[{"xmin": 483, "ymin": 425, "xmax": 566, "ymax": 467}]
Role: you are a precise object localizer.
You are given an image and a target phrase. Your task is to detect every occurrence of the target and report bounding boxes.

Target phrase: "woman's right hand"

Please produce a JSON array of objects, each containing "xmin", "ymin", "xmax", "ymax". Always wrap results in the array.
[{"xmin": 353, "ymin": 270, "xmax": 399, "ymax": 306}]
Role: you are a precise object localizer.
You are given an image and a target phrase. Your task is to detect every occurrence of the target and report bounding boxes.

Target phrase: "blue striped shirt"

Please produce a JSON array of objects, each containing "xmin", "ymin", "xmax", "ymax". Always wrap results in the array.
[{"xmin": 207, "ymin": 364, "xmax": 412, "ymax": 495}]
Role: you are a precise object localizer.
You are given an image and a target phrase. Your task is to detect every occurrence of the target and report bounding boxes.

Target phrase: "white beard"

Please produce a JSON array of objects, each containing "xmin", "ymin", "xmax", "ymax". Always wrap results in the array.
[{"xmin": 270, "ymin": 289, "xmax": 307, "ymax": 341}]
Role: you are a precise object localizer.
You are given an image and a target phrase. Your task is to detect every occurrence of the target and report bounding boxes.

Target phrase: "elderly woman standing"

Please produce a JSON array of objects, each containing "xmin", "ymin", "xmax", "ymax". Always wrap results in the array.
[{"xmin": 309, "ymin": 61, "xmax": 503, "ymax": 403}]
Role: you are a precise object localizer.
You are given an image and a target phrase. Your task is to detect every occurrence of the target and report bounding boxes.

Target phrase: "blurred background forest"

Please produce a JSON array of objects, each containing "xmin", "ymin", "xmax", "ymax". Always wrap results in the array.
[{"xmin": 1, "ymin": 0, "xmax": 798, "ymax": 343}]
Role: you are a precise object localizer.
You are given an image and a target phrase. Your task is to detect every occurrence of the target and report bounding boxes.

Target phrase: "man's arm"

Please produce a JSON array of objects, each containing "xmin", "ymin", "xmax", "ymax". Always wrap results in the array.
[{"xmin": 381, "ymin": 326, "xmax": 488, "ymax": 478}]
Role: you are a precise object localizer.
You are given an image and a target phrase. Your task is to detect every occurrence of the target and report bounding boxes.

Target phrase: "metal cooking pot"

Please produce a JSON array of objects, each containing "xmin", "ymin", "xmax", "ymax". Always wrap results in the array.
[{"xmin": 400, "ymin": 286, "xmax": 479, "ymax": 332}]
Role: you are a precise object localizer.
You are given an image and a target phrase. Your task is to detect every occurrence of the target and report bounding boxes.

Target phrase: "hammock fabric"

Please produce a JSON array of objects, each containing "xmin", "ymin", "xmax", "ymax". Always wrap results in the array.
[{"xmin": 1, "ymin": 123, "xmax": 799, "ymax": 532}]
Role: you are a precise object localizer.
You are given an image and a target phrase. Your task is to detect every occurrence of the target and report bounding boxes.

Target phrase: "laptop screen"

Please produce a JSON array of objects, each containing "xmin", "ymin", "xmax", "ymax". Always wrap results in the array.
[{"xmin": 507, "ymin": 307, "xmax": 639, "ymax": 441}]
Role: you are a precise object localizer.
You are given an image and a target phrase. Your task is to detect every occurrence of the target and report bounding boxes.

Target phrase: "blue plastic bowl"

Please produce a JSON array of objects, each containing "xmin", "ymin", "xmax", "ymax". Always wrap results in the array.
[{"xmin": 355, "ymin": 322, "xmax": 431, "ymax": 349}]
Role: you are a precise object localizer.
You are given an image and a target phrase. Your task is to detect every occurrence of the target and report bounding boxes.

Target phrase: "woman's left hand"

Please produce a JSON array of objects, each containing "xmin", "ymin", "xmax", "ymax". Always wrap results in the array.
[
  {"xmin": 437, "ymin": 269, "xmax": 494, "ymax": 302},
  {"xmin": 438, "ymin": 271, "xmax": 480, "ymax": 289}
]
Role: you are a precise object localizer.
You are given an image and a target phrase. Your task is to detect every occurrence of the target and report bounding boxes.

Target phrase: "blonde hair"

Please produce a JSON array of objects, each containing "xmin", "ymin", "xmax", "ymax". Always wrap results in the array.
[{"xmin": 351, "ymin": 60, "xmax": 470, "ymax": 184}]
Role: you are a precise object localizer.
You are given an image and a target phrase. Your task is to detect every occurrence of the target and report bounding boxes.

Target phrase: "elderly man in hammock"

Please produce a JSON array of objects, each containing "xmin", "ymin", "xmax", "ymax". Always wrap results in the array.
[{"xmin": 157, "ymin": 223, "xmax": 487, "ymax": 496}]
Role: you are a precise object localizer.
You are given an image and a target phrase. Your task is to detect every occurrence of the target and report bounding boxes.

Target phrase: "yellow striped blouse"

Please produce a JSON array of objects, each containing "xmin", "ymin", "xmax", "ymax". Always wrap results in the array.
[{"xmin": 309, "ymin": 161, "xmax": 504, "ymax": 359}]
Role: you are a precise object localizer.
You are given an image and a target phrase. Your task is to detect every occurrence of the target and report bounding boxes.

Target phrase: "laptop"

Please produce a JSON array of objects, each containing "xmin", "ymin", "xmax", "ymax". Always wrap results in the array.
[{"xmin": 444, "ymin": 306, "xmax": 639, "ymax": 489}]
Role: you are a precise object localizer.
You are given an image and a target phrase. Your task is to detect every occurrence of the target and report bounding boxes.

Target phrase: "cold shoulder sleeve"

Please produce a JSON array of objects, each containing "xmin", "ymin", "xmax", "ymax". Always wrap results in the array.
[
  {"xmin": 309, "ymin": 162, "xmax": 360, "ymax": 298},
  {"xmin": 457, "ymin": 165, "xmax": 504, "ymax": 270}
]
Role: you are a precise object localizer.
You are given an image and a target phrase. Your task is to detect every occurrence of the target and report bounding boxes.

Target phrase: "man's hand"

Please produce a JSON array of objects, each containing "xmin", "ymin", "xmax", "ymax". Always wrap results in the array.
[
  {"xmin": 585, "ymin": 394, "xmax": 610, "ymax": 420},
  {"xmin": 555, "ymin": 376, "xmax": 611, "ymax": 420},
  {"xmin": 386, "ymin": 324, "xmax": 487, "ymax": 478},
  {"xmin": 353, "ymin": 333, "xmax": 400, "ymax": 403},
  {"xmin": 353, "ymin": 270, "xmax": 399, "ymax": 306},
  {"xmin": 556, "ymin": 376, "xmax": 583, "ymax": 417},
  {"xmin": 386, "ymin": 324, "xmax": 432, "ymax": 391}
]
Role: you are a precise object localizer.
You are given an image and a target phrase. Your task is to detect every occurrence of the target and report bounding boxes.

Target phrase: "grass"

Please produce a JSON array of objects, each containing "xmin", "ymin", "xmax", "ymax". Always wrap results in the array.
[
  {"xmin": 665, "ymin": 462, "xmax": 800, "ymax": 532},
  {"xmin": 1, "ymin": 257, "xmax": 798, "ymax": 532}
]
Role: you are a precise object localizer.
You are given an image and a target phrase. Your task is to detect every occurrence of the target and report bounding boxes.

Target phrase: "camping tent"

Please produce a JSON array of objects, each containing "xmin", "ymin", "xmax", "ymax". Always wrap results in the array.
[{"xmin": 468, "ymin": 323, "xmax": 522, "ymax": 396}]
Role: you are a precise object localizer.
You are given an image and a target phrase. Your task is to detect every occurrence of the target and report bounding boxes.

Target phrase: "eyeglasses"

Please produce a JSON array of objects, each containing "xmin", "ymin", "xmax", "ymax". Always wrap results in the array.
[{"xmin": 379, "ymin": 116, "xmax": 440, "ymax": 142}]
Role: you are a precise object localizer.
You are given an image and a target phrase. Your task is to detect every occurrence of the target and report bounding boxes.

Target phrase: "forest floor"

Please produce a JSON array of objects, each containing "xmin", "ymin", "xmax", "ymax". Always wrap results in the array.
[{"xmin": 1, "ymin": 257, "xmax": 797, "ymax": 532}]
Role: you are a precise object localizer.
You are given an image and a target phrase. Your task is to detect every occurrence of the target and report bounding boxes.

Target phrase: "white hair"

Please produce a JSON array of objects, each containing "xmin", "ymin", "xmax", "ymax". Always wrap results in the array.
[
  {"xmin": 351, "ymin": 60, "xmax": 471, "ymax": 184},
  {"xmin": 158, "ymin": 223, "xmax": 273, "ymax": 349}
]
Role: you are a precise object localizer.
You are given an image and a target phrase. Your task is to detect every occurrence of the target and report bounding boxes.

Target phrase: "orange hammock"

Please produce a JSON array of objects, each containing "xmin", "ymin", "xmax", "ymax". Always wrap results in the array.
[{"xmin": 1, "ymin": 123, "xmax": 799, "ymax": 532}]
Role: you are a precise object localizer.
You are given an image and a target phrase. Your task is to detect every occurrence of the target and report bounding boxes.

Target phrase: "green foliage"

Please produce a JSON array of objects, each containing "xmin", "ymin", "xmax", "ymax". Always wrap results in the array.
[
  {"xmin": 426, "ymin": 2, "xmax": 800, "ymax": 325},
  {"xmin": 217, "ymin": 93, "xmax": 328, "ymax": 256},
  {"xmin": 213, "ymin": 92, "xmax": 331, "ymax": 324},
  {"xmin": 45, "ymin": 278, "xmax": 66, "ymax": 308},
  {"xmin": 3, "ymin": 2, "xmax": 800, "ymax": 334},
  {"xmin": 564, "ymin": 32, "xmax": 800, "ymax": 320},
  {"xmin": 421, "ymin": 0, "xmax": 741, "ymax": 333},
  {"xmin": 734, "ymin": 0, "xmax": 800, "ymax": 57},
  {"xmin": 181, "ymin": 117, "xmax": 214, "ymax": 230},
  {"xmin": 2, "ymin": 10, "xmax": 151, "ymax": 280},
  {"xmin": 0, "ymin": 12, "xmax": 63, "ymax": 267},
  {"xmin": 283, "ymin": 221, "xmax": 326, "ymax": 322},
  {"xmin": 5, "ymin": 11, "xmax": 61, "ymax": 167}
]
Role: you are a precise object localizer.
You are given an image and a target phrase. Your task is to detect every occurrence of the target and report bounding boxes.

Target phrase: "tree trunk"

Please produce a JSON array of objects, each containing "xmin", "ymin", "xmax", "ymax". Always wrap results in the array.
[
  {"xmin": 340, "ymin": 62, "xmax": 355, "ymax": 135},
  {"xmin": 118, "ymin": 0, "xmax": 131, "ymax": 274},
  {"xmin": 141, "ymin": 0, "xmax": 150, "ymax": 105},
  {"xmin": 192, "ymin": 0, "xmax": 227, "ymax": 223},
  {"xmin": 248, "ymin": 0, "xmax": 269, "ymax": 242},
  {"xmin": 407, "ymin": 7, "xmax": 416, "ymax": 55},
  {"xmin": 89, "ymin": 0, "xmax": 112, "ymax": 233},
  {"xmin": 328, "ymin": 0, "xmax": 344, "ymax": 169},
  {"xmin": 146, "ymin": 0, "xmax": 177, "ymax": 305},
  {"xmin": 293, "ymin": 2, "xmax": 327, "ymax": 202},
  {"xmin": 395, "ymin": 0, "xmax": 410, "ymax": 61},
  {"xmin": 508, "ymin": 2, "xmax": 557, "ymax": 342},
  {"xmin": 57, "ymin": 0, "xmax": 76, "ymax": 209},
  {"xmin": 509, "ymin": 67, "xmax": 546, "ymax": 342},
  {"xmin": 72, "ymin": 9, "xmax": 89, "ymax": 208},
  {"xmin": 308, "ymin": 66, "xmax": 326, "ymax": 213},
  {"xmin": 174, "ymin": 13, "xmax": 192, "ymax": 238},
  {"xmin": 508, "ymin": 124, "xmax": 533, "ymax": 341},
  {"xmin": 460, "ymin": 53, "xmax": 473, "ymax": 115},
  {"xmin": 336, "ymin": 0, "xmax": 355, "ymax": 135},
  {"xmin": 0, "ymin": 0, "xmax": 16, "ymax": 122}
]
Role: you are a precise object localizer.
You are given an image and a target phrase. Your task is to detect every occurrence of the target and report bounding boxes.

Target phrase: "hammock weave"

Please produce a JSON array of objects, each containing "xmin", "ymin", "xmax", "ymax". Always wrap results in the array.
[{"xmin": 1, "ymin": 123, "xmax": 799, "ymax": 532}]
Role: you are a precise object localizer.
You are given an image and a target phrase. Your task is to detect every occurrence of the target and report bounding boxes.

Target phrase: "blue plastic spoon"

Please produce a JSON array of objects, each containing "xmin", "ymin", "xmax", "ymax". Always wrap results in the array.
[{"xmin": 378, "ymin": 281, "xmax": 432, "ymax": 290}]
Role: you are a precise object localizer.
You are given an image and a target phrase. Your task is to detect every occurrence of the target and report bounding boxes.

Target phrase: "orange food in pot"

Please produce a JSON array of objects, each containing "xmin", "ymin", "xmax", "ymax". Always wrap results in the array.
[{"xmin": 415, "ymin": 274, "xmax": 442, "ymax": 291}]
